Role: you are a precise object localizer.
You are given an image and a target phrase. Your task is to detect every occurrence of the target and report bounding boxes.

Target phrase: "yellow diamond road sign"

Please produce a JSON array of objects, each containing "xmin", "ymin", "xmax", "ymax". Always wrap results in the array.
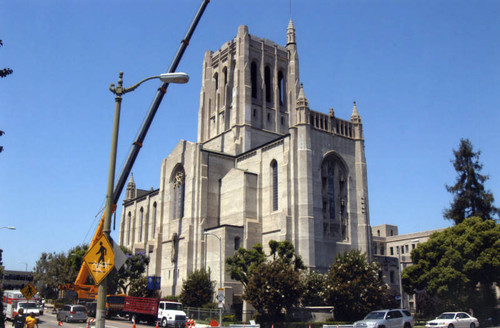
[
  {"xmin": 84, "ymin": 235, "xmax": 115, "ymax": 285},
  {"xmin": 21, "ymin": 282, "xmax": 37, "ymax": 300}
]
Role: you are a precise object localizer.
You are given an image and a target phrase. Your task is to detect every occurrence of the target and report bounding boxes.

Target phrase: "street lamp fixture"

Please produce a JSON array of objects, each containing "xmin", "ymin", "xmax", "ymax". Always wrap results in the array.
[
  {"xmin": 0, "ymin": 226, "xmax": 16, "ymax": 230},
  {"xmin": 109, "ymin": 72, "xmax": 189, "ymax": 96},
  {"xmin": 95, "ymin": 71, "xmax": 190, "ymax": 328},
  {"xmin": 204, "ymin": 231, "xmax": 223, "ymax": 327}
]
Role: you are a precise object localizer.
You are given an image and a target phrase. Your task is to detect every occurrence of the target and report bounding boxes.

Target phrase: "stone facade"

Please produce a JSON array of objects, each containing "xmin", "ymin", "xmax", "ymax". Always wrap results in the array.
[{"xmin": 119, "ymin": 21, "xmax": 372, "ymax": 310}]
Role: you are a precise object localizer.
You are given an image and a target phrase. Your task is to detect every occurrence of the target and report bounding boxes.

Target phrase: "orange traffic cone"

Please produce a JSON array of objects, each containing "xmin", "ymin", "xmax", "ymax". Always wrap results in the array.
[
  {"xmin": 156, "ymin": 321, "xmax": 159, "ymax": 328},
  {"xmin": 58, "ymin": 322, "xmax": 63, "ymax": 326},
  {"xmin": 132, "ymin": 318, "xmax": 136, "ymax": 328}
]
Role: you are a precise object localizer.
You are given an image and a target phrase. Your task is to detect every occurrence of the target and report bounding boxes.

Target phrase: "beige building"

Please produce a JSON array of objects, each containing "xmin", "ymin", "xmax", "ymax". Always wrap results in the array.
[
  {"xmin": 372, "ymin": 224, "xmax": 446, "ymax": 312},
  {"xmin": 119, "ymin": 21, "xmax": 372, "ymax": 312}
]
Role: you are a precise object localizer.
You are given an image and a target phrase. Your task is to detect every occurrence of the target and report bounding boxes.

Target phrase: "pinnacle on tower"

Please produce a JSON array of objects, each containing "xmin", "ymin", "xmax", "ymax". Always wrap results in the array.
[
  {"xmin": 287, "ymin": 18, "xmax": 296, "ymax": 46},
  {"xmin": 126, "ymin": 173, "xmax": 136, "ymax": 200},
  {"xmin": 296, "ymin": 83, "xmax": 309, "ymax": 108},
  {"xmin": 350, "ymin": 100, "xmax": 362, "ymax": 123}
]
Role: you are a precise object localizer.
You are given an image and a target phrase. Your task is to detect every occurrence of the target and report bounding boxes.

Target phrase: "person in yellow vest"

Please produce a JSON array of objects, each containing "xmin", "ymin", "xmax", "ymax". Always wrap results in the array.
[{"xmin": 25, "ymin": 313, "xmax": 38, "ymax": 328}]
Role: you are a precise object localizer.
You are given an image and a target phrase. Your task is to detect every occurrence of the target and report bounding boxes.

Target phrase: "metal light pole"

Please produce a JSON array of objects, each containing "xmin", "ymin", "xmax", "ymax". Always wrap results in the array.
[
  {"xmin": 204, "ymin": 231, "xmax": 222, "ymax": 327},
  {"xmin": 95, "ymin": 71, "xmax": 189, "ymax": 328},
  {"xmin": 18, "ymin": 261, "xmax": 28, "ymax": 304},
  {"xmin": 397, "ymin": 246, "xmax": 404, "ymax": 309}
]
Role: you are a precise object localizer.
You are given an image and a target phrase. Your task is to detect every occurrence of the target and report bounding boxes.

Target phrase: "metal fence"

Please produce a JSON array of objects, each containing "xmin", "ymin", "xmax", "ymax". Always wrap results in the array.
[{"xmin": 184, "ymin": 307, "xmax": 255, "ymax": 323}]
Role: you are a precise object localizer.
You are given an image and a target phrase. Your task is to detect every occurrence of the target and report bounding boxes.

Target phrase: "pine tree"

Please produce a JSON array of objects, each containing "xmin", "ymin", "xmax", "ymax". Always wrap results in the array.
[
  {"xmin": 0, "ymin": 40, "xmax": 13, "ymax": 78},
  {"xmin": 444, "ymin": 138, "xmax": 499, "ymax": 224}
]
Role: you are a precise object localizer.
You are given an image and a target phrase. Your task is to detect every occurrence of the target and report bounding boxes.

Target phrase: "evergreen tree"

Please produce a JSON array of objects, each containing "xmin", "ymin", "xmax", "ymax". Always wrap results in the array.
[
  {"xmin": 444, "ymin": 138, "xmax": 499, "ymax": 224},
  {"xmin": 179, "ymin": 268, "xmax": 215, "ymax": 308},
  {"xmin": 0, "ymin": 40, "xmax": 13, "ymax": 78}
]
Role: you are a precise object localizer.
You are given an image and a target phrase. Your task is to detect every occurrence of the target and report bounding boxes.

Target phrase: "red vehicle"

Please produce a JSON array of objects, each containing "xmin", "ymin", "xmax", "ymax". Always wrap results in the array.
[{"xmin": 106, "ymin": 295, "xmax": 186, "ymax": 327}]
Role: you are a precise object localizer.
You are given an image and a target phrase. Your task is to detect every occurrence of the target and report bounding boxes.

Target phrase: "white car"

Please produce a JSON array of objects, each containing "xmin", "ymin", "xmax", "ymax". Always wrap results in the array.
[{"xmin": 426, "ymin": 312, "xmax": 479, "ymax": 328}]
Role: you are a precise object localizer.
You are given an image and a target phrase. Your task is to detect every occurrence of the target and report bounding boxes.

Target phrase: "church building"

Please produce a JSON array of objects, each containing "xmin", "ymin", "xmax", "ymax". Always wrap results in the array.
[{"xmin": 119, "ymin": 20, "xmax": 372, "ymax": 310}]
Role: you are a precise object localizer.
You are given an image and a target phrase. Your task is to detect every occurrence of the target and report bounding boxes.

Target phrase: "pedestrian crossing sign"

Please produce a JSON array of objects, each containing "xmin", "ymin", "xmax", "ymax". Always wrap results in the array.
[
  {"xmin": 84, "ymin": 235, "xmax": 115, "ymax": 284},
  {"xmin": 21, "ymin": 282, "xmax": 37, "ymax": 300}
]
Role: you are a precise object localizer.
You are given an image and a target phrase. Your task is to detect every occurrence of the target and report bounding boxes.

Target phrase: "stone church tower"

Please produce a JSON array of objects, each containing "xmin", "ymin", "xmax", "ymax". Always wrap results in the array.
[{"xmin": 119, "ymin": 20, "xmax": 372, "ymax": 311}]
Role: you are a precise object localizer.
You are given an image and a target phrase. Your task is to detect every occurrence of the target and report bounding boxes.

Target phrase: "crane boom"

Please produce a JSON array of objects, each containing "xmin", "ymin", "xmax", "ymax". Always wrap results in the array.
[{"xmin": 63, "ymin": 0, "xmax": 211, "ymax": 299}]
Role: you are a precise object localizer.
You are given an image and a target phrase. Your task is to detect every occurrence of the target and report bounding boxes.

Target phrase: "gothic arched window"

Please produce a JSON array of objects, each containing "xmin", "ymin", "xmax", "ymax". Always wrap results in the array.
[
  {"xmin": 139, "ymin": 207, "xmax": 144, "ymax": 242},
  {"xmin": 321, "ymin": 153, "xmax": 348, "ymax": 240},
  {"xmin": 265, "ymin": 66, "xmax": 272, "ymax": 103},
  {"xmin": 278, "ymin": 71, "xmax": 285, "ymax": 106},
  {"xmin": 251, "ymin": 62, "xmax": 258, "ymax": 99},
  {"xmin": 172, "ymin": 166, "xmax": 185, "ymax": 220},
  {"xmin": 271, "ymin": 160, "xmax": 278, "ymax": 211},
  {"xmin": 152, "ymin": 202, "xmax": 157, "ymax": 238},
  {"xmin": 214, "ymin": 72, "xmax": 219, "ymax": 90},
  {"xmin": 127, "ymin": 212, "xmax": 132, "ymax": 245}
]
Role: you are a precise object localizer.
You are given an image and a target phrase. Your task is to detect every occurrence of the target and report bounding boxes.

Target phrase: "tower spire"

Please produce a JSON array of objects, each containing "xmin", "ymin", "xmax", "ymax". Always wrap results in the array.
[
  {"xmin": 126, "ymin": 173, "xmax": 136, "ymax": 200},
  {"xmin": 287, "ymin": 18, "xmax": 296, "ymax": 46},
  {"xmin": 351, "ymin": 100, "xmax": 361, "ymax": 123}
]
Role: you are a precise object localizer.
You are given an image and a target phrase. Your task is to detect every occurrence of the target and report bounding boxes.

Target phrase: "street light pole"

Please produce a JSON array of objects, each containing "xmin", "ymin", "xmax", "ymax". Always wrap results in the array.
[
  {"xmin": 0, "ymin": 226, "xmax": 16, "ymax": 230},
  {"xmin": 18, "ymin": 262, "xmax": 28, "ymax": 304},
  {"xmin": 204, "ymin": 231, "xmax": 222, "ymax": 327},
  {"xmin": 95, "ymin": 71, "xmax": 189, "ymax": 328},
  {"xmin": 397, "ymin": 246, "xmax": 404, "ymax": 309}
]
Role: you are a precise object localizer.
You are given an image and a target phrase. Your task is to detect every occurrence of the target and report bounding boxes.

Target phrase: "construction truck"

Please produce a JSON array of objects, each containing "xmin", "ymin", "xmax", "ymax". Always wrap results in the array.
[{"xmin": 106, "ymin": 295, "xmax": 186, "ymax": 327}]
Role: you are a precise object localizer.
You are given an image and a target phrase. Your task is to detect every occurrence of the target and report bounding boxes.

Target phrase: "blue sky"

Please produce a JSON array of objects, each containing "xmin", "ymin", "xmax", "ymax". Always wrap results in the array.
[{"xmin": 1, "ymin": 0, "xmax": 499, "ymax": 272}]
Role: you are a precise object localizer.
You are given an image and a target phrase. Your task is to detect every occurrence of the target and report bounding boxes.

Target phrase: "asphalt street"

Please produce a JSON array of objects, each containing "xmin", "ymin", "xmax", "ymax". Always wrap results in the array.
[{"xmin": 34, "ymin": 310, "xmax": 151, "ymax": 328}]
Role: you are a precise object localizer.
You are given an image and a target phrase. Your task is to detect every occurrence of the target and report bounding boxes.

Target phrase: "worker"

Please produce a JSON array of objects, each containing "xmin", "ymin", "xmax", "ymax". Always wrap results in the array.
[
  {"xmin": 12, "ymin": 308, "xmax": 25, "ymax": 328},
  {"xmin": 26, "ymin": 313, "xmax": 38, "ymax": 328}
]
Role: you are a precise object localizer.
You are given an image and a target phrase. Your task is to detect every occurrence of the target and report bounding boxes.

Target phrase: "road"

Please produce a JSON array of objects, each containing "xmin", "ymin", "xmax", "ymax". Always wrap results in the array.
[{"xmin": 37, "ymin": 311, "xmax": 153, "ymax": 328}]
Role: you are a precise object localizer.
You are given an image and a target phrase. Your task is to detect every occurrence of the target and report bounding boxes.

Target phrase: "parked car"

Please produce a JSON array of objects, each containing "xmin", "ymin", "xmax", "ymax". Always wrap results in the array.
[
  {"xmin": 56, "ymin": 304, "xmax": 88, "ymax": 323},
  {"xmin": 426, "ymin": 312, "xmax": 479, "ymax": 328},
  {"xmin": 353, "ymin": 309, "xmax": 414, "ymax": 328}
]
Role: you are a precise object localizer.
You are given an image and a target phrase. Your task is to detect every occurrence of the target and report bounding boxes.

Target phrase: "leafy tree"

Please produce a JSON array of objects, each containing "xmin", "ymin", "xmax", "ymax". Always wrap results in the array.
[
  {"xmin": 244, "ymin": 259, "xmax": 304, "ymax": 322},
  {"xmin": 227, "ymin": 240, "xmax": 305, "ymax": 323},
  {"xmin": 380, "ymin": 288, "xmax": 400, "ymax": 310},
  {"xmin": 107, "ymin": 246, "xmax": 149, "ymax": 295},
  {"xmin": 128, "ymin": 276, "xmax": 159, "ymax": 298},
  {"xmin": 33, "ymin": 244, "xmax": 149, "ymax": 298},
  {"xmin": 0, "ymin": 40, "xmax": 13, "ymax": 78},
  {"xmin": 179, "ymin": 268, "xmax": 215, "ymax": 307},
  {"xmin": 444, "ymin": 139, "xmax": 499, "ymax": 224},
  {"xmin": 324, "ymin": 250, "xmax": 388, "ymax": 321},
  {"xmin": 226, "ymin": 243, "xmax": 266, "ymax": 287},
  {"xmin": 33, "ymin": 244, "xmax": 89, "ymax": 298},
  {"xmin": 402, "ymin": 217, "xmax": 500, "ymax": 322},
  {"xmin": 269, "ymin": 240, "xmax": 305, "ymax": 271},
  {"xmin": 301, "ymin": 270, "xmax": 327, "ymax": 306}
]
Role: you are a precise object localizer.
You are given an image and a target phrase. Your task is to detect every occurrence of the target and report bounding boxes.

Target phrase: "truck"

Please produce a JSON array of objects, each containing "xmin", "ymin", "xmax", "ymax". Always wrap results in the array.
[
  {"xmin": 106, "ymin": 295, "xmax": 186, "ymax": 327},
  {"xmin": 3, "ymin": 290, "xmax": 42, "ymax": 320}
]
